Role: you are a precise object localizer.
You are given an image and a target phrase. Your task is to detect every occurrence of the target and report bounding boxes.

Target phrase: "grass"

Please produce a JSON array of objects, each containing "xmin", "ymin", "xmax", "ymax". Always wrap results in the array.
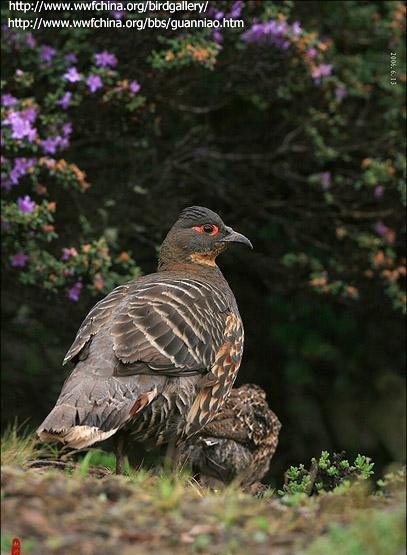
[
  {"xmin": 0, "ymin": 422, "xmax": 50, "ymax": 467},
  {"xmin": 1, "ymin": 427, "xmax": 405, "ymax": 555}
]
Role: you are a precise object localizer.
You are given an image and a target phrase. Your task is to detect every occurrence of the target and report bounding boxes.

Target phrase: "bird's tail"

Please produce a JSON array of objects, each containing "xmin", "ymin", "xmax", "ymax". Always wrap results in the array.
[
  {"xmin": 37, "ymin": 408, "xmax": 118, "ymax": 450},
  {"xmin": 37, "ymin": 371, "xmax": 160, "ymax": 449}
]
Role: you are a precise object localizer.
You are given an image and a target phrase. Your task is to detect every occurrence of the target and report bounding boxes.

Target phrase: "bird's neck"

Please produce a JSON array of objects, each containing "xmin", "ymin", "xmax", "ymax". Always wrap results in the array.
[
  {"xmin": 158, "ymin": 257, "xmax": 225, "ymax": 281},
  {"xmin": 158, "ymin": 248, "xmax": 227, "ymax": 285}
]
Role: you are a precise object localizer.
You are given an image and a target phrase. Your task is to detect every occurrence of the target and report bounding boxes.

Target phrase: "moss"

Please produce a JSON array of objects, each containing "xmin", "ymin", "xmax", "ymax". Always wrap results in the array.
[{"xmin": 306, "ymin": 504, "xmax": 405, "ymax": 555}]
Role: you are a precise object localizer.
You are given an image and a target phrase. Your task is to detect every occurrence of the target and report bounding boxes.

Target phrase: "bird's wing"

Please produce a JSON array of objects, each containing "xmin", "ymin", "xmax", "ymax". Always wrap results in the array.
[
  {"xmin": 63, "ymin": 283, "xmax": 129, "ymax": 365},
  {"xmin": 184, "ymin": 312, "xmax": 244, "ymax": 436},
  {"xmin": 63, "ymin": 277, "xmax": 231, "ymax": 377}
]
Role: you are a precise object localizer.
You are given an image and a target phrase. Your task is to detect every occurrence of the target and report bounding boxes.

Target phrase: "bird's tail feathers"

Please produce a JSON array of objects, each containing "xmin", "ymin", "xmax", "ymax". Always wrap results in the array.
[
  {"xmin": 37, "ymin": 404, "xmax": 119, "ymax": 449},
  {"xmin": 37, "ymin": 373, "xmax": 160, "ymax": 449}
]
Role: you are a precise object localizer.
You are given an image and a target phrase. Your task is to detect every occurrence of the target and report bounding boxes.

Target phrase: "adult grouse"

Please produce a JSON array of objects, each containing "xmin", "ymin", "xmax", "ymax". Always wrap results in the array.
[
  {"xmin": 37, "ymin": 207, "xmax": 252, "ymax": 470},
  {"xmin": 179, "ymin": 384, "xmax": 281, "ymax": 489}
]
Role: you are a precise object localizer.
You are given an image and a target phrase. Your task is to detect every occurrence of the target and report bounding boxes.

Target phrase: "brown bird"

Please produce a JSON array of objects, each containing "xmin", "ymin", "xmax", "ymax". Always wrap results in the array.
[
  {"xmin": 37, "ymin": 207, "xmax": 252, "ymax": 472},
  {"xmin": 178, "ymin": 384, "xmax": 281, "ymax": 488}
]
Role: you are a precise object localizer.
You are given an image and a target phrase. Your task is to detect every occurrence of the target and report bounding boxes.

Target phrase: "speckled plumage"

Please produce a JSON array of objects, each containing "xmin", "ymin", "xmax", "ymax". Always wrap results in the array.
[
  {"xmin": 37, "ymin": 207, "xmax": 252, "ymax": 464},
  {"xmin": 179, "ymin": 384, "xmax": 281, "ymax": 487}
]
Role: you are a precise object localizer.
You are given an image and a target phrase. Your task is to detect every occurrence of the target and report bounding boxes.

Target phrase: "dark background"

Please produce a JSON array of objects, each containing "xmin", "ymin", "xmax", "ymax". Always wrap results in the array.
[{"xmin": 1, "ymin": 1, "xmax": 406, "ymax": 482}]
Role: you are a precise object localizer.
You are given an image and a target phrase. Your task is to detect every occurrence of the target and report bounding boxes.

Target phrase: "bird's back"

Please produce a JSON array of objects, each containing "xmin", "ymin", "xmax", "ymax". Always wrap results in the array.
[{"xmin": 38, "ymin": 268, "xmax": 244, "ymax": 448}]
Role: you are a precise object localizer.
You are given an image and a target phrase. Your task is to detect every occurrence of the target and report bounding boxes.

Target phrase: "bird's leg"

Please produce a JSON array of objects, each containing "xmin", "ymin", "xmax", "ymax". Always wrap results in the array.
[
  {"xmin": 164, "ymin": 440, "xmax": 181, "ymax": 472},
  {"xmin": 115, "ymin": 431, "xmax": 127, "ymax": 475}
]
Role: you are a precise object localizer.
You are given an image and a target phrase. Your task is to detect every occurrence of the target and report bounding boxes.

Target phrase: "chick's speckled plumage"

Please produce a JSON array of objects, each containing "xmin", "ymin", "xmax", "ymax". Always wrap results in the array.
[{"xmin": 179, "ymin": 384, "xmax": 281, "ymax": 487}]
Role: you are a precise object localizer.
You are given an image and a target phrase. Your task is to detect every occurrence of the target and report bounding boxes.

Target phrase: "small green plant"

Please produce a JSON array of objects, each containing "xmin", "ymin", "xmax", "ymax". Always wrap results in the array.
[
  {"xmin": 279, "ymin": 451, "xmax": 375, "ymax": 497},
  {"xmin": 353, "ymin": 454, "xmax": 375, "ymax": 480}
]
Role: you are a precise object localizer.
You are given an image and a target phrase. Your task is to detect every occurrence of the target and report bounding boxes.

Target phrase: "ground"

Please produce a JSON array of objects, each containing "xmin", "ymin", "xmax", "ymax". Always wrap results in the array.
[{"xmin": 1, "ymin": 430, "xmax": 405, "ymax": 555}]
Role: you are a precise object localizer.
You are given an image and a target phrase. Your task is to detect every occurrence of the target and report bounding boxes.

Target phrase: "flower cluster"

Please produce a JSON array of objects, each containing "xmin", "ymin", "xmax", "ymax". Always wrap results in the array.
[
  {"xmin": 151, "ymin": 36, "xmax": 221, "ymax": 71},
  {"xmin": 241, "ymin": 14, "xmax": 336, "ymax": 86},
  {"xmin": 3, "ymin": 105, "xmax": 38, "ymax": 141},
  {"xmin": 242, "ymin": 18, "xmax": 301, "ymax": 50},
  {"xmin": 1, "ymin": 35, "xmax": 142, "ymax": 301},
  {"xmin": 207, "ymin": 0, "xmax": 243, "ymax": 43},
  {"xmin": 2, "ymin": 157, "xmax": 36, "ymax": 189},
  {"xmin": 1, "ymin": 2, "xmax": 404, "ymax": 317}
]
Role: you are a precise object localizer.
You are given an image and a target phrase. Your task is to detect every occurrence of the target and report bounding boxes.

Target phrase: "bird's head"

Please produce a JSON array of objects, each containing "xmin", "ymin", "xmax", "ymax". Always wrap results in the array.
[{"xmin": 159, "ymin": 206, "xmax": 253, "ymax": 270}]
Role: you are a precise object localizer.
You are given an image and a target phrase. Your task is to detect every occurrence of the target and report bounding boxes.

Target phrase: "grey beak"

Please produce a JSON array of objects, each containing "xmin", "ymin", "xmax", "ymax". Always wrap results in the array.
[{"xmin": 222, "ymin": 226, "xmax": 253, "ymax": 249}]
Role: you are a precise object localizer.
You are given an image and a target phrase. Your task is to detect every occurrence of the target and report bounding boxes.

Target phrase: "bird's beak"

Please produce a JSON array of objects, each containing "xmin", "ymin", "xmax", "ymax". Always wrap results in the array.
[{"xmin": 222, "ymin": 226, "xmax": 253, "ymax": 249}]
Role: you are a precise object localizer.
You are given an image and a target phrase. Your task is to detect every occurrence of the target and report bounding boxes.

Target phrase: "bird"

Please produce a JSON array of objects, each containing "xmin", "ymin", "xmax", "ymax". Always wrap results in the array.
[
  {"xmin": 178, "ymin": 384, "xmax": 281, "ymax": 489},
  {"xmin": 37, "ymin": 206, "xmax": 253, "ymax": 472}
]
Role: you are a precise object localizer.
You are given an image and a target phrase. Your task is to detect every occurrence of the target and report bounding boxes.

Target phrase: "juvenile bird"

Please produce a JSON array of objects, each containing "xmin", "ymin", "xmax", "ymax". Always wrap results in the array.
[
  {"xmin": 179, "ymin": 384, "xmax": 281, "ymax": 489},
  {"xmin": 37, "ymin": 207, "xmax": 252, "ymax": 472}
]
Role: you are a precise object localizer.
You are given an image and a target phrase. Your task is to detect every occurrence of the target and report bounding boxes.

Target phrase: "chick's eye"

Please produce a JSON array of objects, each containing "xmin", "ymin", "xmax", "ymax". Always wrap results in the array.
[{"xmin": 192, "ymin": 224, "xmax": 219, "ymax": 236}]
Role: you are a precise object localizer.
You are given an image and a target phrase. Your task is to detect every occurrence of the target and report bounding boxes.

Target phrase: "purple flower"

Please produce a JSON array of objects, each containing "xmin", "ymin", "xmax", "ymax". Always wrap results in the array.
[
  {"xmin": 321, "ymin": 64, "xmax": 333, "ymax": 76},
  {"xmin": 319, "ymin": 171, "xmax": 331, "ymax": 189},
  {"xmin": 11, "ymin": 252, "xmax": 29, "ymax": 268},
  {"xmin": 111, "ymin": 10, "xmax": 126, "ymax": 19},
  {"xmin": 18, "ymin": 195, "xmax": 36, "ymax": 213},
  {"xmin": 214, "ymin": 11, "xmax": 224, "ymax": 20},
  {"xmin": 42, "ymin": 136, "xmax": 62, "ymax": 154},
  {"xmin": 291, "ymin": 21, "xmax": 302, "ymax": 36},
  {"xmin": 1, "ymin": 177, "xmax": 11, "ymax": 190},
  {"xmin": 374, "ymin": 221, "xmax": 395, "ymax": 243},
  {"xmin": 26, "ymin": 33, "xmax": 36, "ymax": 48},
  {"xmin": 2, "ymin": 93, "xmax": 17, "ymax": 107},
  {"xmin": 94, "ymin": 50, "xmax": 118, "ymax": 68},
  {"xmin": 41, "ymin": 129, "xmax": 70, "ymax": 153},
  {"xmin": 62, "ymin": 247, "xmax": 74, "ymax": 260},
  {"xmin": 62, "ymin": 122, "xmax": 72, "ymax": 136},
  {"xmin": 129, "ymin": 80, "xmax": 141, "ymax": 94},
  {"xmin": 40, "ymin": 45, "xmax": 56, "ymax": 64},
  {"xmin": 312, "ymin": 64, "xmax": 333, "ymax": 83},
  {"xmin": 68, "ymin": 281, "xmax": 83, "ymax": 302},
  {"xmin": 306, "ymin": 47, "xmax": 317, "ymax": 58},
  {"xmin": 3, "ymin": 109, "xmax": 37, "ymax": 141},
  {"xmin": 86, "ymin": 74, "xmax": 103, "ymax": 93},
  {"xmin": 21, "ymin": 107, "xmax": 37, "ymax": 123},
  {"xmin": 8, "ymin": 157, "xmax": 36, "ymax": 186},
  {"xmin": 59, "ymin": 136, "xmax": 70, "ymax": 149},
  {"xmin": 65, "ymin": 52, "xmax": 77, "ymax": 64},
  {"xmin": 374, "ymin": 221, "xmax": 387, "ymax": 237},
  {"xmin": 335, "ymin": 86, "xmax": 347, "ymax": 100},
  {"xmin": 242, "ymin": 19, "xmax": 291, "ymax": 49},
  {"xmin": 276, "ymin": 21, "xmax": 288, "ymax": 34},
  {"xmin": 374, "ymin": 185, "xmax": 384, "ymax": 198},
  {"xmin": 57, "ymin": 91, "xmax": 72, "ymax": 109},
  {"xmin": 229, "ymin": 1, "xmax": 242, "ymax": 18},
  {"xmin": 63, "ymin": 67, "xmax": 82, "ymax": 83},
  {"xmin": 212, "ymin": 30, "xmax": 223, "ymax": 43}
]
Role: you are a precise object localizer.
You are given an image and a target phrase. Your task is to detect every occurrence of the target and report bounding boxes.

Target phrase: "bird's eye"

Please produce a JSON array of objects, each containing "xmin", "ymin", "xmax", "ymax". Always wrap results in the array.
[{"xmin": 192, "ymin": 224, "xmax": 219, "ymax": 236}]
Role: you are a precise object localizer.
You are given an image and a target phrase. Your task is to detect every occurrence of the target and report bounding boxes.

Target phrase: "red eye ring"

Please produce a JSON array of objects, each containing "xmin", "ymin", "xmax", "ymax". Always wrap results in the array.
[{"xmin": 192, "ymin": 224, "xmax": 219, "ymax": 236}]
